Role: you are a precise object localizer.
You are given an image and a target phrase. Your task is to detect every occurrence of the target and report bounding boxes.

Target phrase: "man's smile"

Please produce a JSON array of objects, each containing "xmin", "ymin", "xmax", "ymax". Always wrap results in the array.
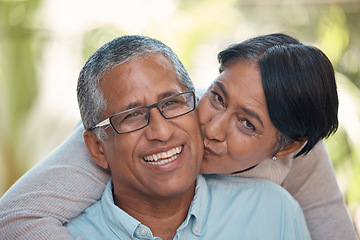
[{"xmin": 143, "ymin": 146, "xmax": 183, "ymax": 165}]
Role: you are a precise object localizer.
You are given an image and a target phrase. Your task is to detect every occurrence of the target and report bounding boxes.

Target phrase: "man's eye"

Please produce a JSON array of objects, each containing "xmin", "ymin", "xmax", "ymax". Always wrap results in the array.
[
  {"xmin": 163, "ymin": 100, "xmax": 177, "ymax": 107},
  {"xmin": 123, "ymin": 111, "xmax": 145, "ymax": 121},
  {"xmin": 162, "ymin": 97, "xmax": 186, "ymax": 109}
]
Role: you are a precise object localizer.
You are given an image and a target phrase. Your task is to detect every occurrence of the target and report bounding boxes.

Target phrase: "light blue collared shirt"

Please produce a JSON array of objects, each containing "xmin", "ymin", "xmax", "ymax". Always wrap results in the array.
[{"xmin": 66, "ymin": 174, "xmax": 310, "ymax": 240}]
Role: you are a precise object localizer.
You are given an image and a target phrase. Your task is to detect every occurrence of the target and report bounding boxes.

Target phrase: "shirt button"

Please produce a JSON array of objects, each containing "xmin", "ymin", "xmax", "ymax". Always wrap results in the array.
[
  {"xmin": 193, "ymin": 225, "xmax": 199, "ymax": 232},
  {"xmin": 139, "ymin": 228, "xmax": 148, "ymax": 236}
]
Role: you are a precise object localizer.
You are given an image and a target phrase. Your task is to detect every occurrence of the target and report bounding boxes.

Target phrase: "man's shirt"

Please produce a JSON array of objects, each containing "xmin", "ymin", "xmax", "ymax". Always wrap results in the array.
[{"xmin": 66, "ymin": 174, "xmax": 310, "ymax": 240}]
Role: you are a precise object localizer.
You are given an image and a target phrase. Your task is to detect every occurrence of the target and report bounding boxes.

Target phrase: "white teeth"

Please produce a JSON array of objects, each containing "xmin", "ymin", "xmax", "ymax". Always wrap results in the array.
[
  {"xmin": 143, "ymin": 146, "xmax": 183, "ymax": 165},
  {"xmin": 147, "ymin": 155, "xmax": 179, "ymax": 165}
]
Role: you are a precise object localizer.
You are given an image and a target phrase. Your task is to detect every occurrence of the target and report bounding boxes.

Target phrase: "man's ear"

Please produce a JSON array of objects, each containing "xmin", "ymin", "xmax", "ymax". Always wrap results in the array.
[
  {"xmin": 274, "ymin": 137, "xmax": 307, "ymax": 160},
  {"xmin": 83, "ymin": 130, "xmax": 109, "ymax": 169}
]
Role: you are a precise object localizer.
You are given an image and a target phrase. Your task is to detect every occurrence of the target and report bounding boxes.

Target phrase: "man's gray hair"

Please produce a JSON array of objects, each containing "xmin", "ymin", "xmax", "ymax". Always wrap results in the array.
[{"xmin": 77, "ymin": 35, "xmax": 194, "ymax": 138}]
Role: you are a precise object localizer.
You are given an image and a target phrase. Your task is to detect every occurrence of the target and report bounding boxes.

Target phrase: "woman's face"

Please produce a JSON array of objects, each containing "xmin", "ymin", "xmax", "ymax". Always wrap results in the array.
[{"xmin": 198, "ymin": 61, "xmax": 280, "ymax": 174}]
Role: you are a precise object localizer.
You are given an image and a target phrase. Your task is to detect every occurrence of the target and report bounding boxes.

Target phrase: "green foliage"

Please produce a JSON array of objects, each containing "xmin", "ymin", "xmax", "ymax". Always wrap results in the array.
[
  {"xmin": 0, "ymin": 0, "xmax": 44, "ymax": 191},
  {"xmin": 317, "ymin": 4, "xmax": 349, "ymax": 65},
  {"xmin": 327, "ymin": 73, "xmax": 360, "ymax": 204},
  {"xmin": 0, "ymin": 0, "xmax": 43, "ymax": 132}
]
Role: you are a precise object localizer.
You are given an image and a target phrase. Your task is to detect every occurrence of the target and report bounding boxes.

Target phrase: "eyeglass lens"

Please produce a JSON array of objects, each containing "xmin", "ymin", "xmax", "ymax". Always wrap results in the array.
[{"xmin": 110, "ymin": 91, "xmax": 194, "ymax": 134}]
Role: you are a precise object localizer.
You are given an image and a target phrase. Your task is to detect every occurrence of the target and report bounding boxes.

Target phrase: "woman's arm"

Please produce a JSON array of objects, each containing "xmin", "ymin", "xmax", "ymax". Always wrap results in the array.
[
  {"xmin": 282, "ymin": 141, "xmax": 357, "ymax": 240},
  {"xmin": 0, "ymin": 123, "xmax": 110, "ymax": 240}
]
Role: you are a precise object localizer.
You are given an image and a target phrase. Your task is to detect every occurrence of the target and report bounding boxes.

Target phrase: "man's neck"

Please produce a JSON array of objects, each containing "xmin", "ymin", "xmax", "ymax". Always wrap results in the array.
[{"xmin": 113, "ymin": 183, "xmax": 196, "ymax": 240}]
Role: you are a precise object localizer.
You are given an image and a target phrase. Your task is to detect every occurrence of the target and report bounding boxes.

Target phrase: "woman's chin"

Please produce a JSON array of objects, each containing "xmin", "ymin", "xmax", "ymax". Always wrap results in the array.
[
  {"xmin": 200, "ymin": 157, "xmax": 236, "ymax": 175},
  {"xmin": 200, "ymin": 163, "xmax": 232, "ymax": 175},
  {"xmin": 200, "ymin": 167, "xmax": 214, "ymax": 174},
  {"xmin": 199, "ymin": 163, "xmax": 218, "ymax": 174}
]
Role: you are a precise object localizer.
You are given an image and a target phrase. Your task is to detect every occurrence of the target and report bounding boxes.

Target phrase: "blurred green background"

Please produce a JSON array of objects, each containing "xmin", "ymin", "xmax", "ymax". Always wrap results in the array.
[{"xmin": 0, "ymin": 0, "xmax": 359, "ymax": 235}]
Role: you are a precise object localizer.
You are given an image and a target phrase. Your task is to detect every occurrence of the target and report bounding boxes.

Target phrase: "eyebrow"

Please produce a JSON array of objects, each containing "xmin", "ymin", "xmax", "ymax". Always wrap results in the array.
[
  {"xmin": 214, "ymin": 81, "xmax": 264, "ymax": 128},
  {"xmin": 214, "ymin": 81, "xmax": 228, "ymax": 100},
  {"xmin": 159, "ymin": 90, "xmax": 181, "ymax": 100}
]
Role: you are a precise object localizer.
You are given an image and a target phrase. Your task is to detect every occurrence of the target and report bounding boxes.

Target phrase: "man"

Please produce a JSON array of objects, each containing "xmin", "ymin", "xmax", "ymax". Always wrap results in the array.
[
  {"xmin": 62, "ymin": 35, "xmax": 310, "ymax": 239},
  {"xmin": 68, "ymin": 35, "xmax": 202, "ymax": 239}
]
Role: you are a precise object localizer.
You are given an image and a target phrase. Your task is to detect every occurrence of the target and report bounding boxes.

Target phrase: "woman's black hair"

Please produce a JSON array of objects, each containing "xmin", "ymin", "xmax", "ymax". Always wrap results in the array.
[{"xmin": 218, "ymin": 33, "xmax": 338, "ymax": 158}]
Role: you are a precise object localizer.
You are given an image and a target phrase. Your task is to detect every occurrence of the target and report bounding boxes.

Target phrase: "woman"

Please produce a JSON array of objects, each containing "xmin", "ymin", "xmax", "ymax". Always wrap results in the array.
[
  {"xmin": 200, "ymin": 33, "xmax": 338, "ymax": 174},
  {"xmin": 0, "ymin": 33, "xmax": 357, "ymax": 239},
  {"xmin": 198, "ymin": 34, "xmax": 357, "ymax": 239}
]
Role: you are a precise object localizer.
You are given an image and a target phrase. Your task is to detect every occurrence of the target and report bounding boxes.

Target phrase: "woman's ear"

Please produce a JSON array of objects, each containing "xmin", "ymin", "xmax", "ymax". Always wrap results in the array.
[
  {"xmin": 83, "ymin": 130, "xmax": 109, "ymax": 169},
  {"xmin": 274, "ymin": 137, "xmax": 307, "ymax": 160}
]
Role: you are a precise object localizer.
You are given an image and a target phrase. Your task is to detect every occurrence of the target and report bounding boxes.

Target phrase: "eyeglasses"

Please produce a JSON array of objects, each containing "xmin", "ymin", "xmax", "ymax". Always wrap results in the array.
[{"xmin": 90, "ymin": 91, "xmax": 196, "ymax": 134}]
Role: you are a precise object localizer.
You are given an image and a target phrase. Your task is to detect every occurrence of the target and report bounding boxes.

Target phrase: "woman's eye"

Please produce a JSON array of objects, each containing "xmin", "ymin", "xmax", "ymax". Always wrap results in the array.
[
  {"xmin": 243, "ymin": 120, "xmax": 254, "ymax": 129},
  {"xmin": 237, "ymin": 118, "xmax": 255, "ymax": 132},
  {"xmin": 213, "ymin": 92, "xmax": 223, "ymax": 103},
  {"xmin": 209, "ymin": 91, "xmax": 225, "ymax": 109}
]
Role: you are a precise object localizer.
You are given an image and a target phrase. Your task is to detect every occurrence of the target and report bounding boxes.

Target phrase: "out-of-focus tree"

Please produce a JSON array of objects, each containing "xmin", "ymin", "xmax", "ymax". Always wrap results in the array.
[
  {"xmin": 316, "ymin": 4, "xmax": 360, "ymax": 207},
  {"xmin": 0, "ymin": 0, "xmax": 45, "ymax": 194}
]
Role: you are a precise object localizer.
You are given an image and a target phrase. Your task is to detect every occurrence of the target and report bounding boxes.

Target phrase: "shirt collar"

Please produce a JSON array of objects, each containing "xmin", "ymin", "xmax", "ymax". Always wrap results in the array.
[
  {"xmin": 176, "ymin": 174, "xmax": 209, "ymax": 237},
  {"xmin": 101, "ymin": 174, "xmax": 210, "ymax": 239},
  {"xmin": 102, "ymin": 180, "xmax": 146, "ymax": 239}
]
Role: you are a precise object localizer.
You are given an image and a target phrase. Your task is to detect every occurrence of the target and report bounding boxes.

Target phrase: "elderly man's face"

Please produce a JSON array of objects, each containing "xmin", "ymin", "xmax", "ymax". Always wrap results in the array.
[{"xmin": 91, "ymin": 54, "xmax": 203, "ymax": 201}]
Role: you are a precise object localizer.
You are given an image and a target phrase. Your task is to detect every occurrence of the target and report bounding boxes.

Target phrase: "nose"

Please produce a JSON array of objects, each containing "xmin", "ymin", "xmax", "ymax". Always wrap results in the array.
[
  {"xmin": 203, "ymin": 113, "xmax": 227, "ymax": 142},
  {"xmin": 144, "ymin": 107, "xmax": 174, "ymax": 142}
]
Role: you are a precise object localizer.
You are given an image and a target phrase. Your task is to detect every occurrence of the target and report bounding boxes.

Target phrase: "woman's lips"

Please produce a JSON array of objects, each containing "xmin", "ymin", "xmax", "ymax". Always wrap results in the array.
[{"xmin": 204, "ymin": 146, "xmax": 216, "ymax": 156}]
